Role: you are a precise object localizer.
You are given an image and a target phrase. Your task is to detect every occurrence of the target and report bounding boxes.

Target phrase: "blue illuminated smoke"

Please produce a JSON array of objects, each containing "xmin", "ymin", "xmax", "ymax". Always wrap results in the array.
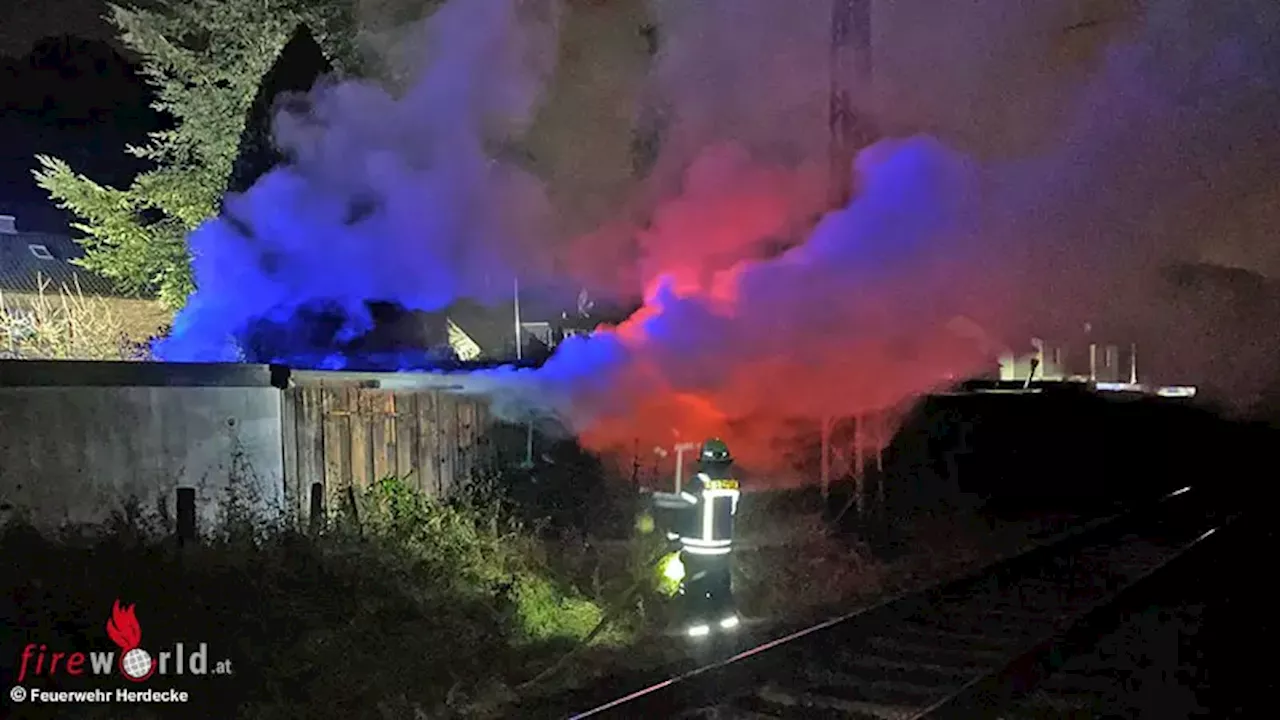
[{"xmin": 152, "ymin": 0, "xmax": 560, "ymax": 370}]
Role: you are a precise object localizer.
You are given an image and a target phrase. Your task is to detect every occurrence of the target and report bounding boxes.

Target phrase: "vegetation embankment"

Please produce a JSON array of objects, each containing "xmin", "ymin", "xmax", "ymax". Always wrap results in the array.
[
  {"xmin": 2, "ymin": 467, "xmax": 1081, "ymax": 719},
  {"xmin": 1, "ymin": 475, "xmax": 649, "ymax": 719}
]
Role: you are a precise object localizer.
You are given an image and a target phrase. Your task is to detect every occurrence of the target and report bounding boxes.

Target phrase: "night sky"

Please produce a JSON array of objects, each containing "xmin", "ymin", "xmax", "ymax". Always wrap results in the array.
[
  {"xmin": 0, "ymin": 0, "xmax": 114, "ymax": 56},
  {"xmin": 0, "ymin": 0, "xmax": 151, "ymax": 232}
]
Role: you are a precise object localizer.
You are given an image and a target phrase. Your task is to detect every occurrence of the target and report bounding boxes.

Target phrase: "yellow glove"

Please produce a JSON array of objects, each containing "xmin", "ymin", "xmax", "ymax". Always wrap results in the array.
[{"xmin": 635, "ymin": 512, "xmax": 656, "ymax": 535}]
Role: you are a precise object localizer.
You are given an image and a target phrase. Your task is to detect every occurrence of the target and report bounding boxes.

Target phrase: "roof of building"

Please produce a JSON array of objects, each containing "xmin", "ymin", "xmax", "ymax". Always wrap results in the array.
[
  {"xmin": 447, "ymin": 299, "xmax": 519, "ymax": 358},
  {"xmin": 0, "ymin": 225, "xmax": 123, "ymax": 297}
]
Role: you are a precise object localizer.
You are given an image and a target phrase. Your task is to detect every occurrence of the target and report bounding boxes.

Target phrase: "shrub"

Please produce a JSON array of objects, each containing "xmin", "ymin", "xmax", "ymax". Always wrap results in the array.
[
  {"xmin": 359, "ymin": 474, "xmax": 612, "ymax": 645},
  {"xmin": 0, "ymin": 474, "xmax": 624, "ymax": 719}
]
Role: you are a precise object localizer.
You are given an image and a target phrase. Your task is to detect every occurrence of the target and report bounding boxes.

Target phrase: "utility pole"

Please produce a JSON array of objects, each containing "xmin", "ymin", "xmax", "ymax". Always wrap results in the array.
[
  {"xmin": 828, "ymin": 0, "xmax": 874, "ymax": 209},
  {"xmin": 827, "ymin": 0, "xmax": 875, "ymax": 517},
  {"xmin": 513, "ymin": 276, "xmax": 523, "ymax": 361}
]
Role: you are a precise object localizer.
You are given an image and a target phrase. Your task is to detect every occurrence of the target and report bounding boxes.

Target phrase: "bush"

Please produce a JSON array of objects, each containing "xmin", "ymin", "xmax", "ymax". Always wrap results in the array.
[
  {"xmin": 0, "ymin": 475, "xmax": 626, "ymax": 719},
  {"xmin": 492, "ymin": 429, "xmax": 642, "ymax": 541},
  {"xmin": 358, "ymin": 474, "xmax": 610, "ymax": 645}
]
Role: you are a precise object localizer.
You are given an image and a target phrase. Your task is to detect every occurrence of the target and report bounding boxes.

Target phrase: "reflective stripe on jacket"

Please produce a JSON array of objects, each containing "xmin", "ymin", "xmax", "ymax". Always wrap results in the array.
[{"xmin": 678, "ymin": 473, "xmax": 740, "ymax": 553}]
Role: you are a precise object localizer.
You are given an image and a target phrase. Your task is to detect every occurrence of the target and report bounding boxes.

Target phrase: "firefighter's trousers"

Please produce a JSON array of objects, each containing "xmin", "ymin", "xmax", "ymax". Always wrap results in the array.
[{"xmin": 679, "ymin": 548, "xmax": 735, "ymax": 622}]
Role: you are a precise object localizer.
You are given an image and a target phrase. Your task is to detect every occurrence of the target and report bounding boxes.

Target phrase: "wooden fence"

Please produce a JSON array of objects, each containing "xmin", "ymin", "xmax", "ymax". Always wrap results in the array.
[{"xmin": 281, "ymin": 385, "xmax": 492, "ymax": 522}]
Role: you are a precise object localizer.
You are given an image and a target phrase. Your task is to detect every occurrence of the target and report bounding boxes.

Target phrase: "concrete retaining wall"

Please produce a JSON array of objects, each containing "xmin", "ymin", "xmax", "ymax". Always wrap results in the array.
[{"xmin": 0, "ymin": 361, "xmax": 285, "ymax": 533}]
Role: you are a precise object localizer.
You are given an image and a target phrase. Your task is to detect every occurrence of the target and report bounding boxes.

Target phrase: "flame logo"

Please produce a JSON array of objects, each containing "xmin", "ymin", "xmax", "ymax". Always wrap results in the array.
[
  {"xmin": 106, "ymin": 599, "xmax": 154, "ymax": 682},
  {"xmin": 106, "ymin": 600, "xmax": 141, "ymax": 650}
]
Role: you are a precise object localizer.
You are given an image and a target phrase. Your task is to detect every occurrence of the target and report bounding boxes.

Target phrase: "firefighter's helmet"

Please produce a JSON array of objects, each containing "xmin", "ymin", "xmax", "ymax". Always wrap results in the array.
[{"xmin": 700, "ymin": 438, "xmax": 732, "ymax": 464}]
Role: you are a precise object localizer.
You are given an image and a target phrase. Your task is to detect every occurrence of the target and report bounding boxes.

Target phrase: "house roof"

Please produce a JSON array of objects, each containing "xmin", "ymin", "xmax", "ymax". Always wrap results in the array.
[
  {"xmin": 444, "ymin": 293, "xmax": 581, "ymax": 360},
  {"xmin": 0, "ymin": 228, "xmax": 123, "ymax": 297},
  {"xmin": 447, "ymin": 299, "xmax": 519, "ymax": 358}
]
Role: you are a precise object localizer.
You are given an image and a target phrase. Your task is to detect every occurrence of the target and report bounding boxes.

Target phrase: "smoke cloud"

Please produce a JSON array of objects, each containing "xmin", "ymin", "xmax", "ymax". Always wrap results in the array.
[
  {"xmin": 155, "ymin": 0, "xmax": 1280, "ymax": 475},
  {"xmin": 155, "ymin": 0, "xmax": 562, "ymax": 364},
  {"xmin": 537, "ymin": 0, "xmax": 1280, "ymax": 469}
]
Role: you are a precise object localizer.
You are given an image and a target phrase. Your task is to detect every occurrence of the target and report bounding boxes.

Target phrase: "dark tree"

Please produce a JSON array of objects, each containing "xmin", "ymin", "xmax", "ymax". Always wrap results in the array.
[{"xmin": 226, "ymin": 23, "xmax": 333, "ymax": 195}]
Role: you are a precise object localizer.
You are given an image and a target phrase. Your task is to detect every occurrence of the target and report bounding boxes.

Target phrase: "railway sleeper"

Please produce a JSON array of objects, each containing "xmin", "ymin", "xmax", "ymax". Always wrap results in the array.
[
  {"xmin": 729, "ymin": 691, "xmax": 884, "ymax": 719},
  {"xmin": 799, "ymin": 668, "xmax": 957, "ymax": 704},
  {"xmin": 1008, "ymin": 687, "xmax": 1116, "ymax": 716},
  {"xmin": 862, "ymin": 634, "xmax": 1016, "ymax": 665},
  {"xmin": 756, "ymin": 682, "xmax": 922, "ymax": 720},
  {"xmin": 904, "ymin": 612, "xmax": 1053, "ymax": 642},
  {"xmin": 887, "ymin": 621, "xmax": 1028, "ymax": 652},
  {"xmin": 1037, "ymin": 669, "xmax": 1134, "ymax": 696},
  {"xmin": 843, "ymin": 653, "xmax": 990, "ymax": 683}
]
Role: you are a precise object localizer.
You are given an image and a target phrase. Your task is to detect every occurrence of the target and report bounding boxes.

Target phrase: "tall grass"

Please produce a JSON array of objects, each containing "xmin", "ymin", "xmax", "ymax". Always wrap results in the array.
[
  {"xmin": 0, "ymin": 274, "xmax": 145, "ymax": 360},
  {"xmin": 358, "ymin": 474, "xmax": 614, "ymax": 646}
]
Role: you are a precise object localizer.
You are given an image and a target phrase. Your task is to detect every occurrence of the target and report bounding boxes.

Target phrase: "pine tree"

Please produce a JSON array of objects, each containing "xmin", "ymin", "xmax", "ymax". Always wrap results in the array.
[{"xmin": 33, "ymin": 0, "xmax": 358, "ymax": 308}]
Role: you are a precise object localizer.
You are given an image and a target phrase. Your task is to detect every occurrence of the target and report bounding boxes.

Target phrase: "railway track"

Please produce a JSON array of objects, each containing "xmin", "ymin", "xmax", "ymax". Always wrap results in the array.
[
  {"xmin": 557, "ymin": 487, "xmax": 1228, "ymax": 720},
  {"xmin": 993, "ymin": 595, "xmax": 1208, "ymax": 719}
]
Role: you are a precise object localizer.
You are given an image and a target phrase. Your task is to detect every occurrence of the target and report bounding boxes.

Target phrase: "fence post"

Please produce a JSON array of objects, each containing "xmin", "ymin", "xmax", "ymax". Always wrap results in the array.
[
  {"xmin": 176, "ymin": 488, "xmax": 196, "ymax": 546},
  {"xmin": 309, "ymin": 482, "xmax": 324, "ymax": 534},
  {"xmin": 345, "ymin": 483, "xmax": 362, "ymax": 537}
]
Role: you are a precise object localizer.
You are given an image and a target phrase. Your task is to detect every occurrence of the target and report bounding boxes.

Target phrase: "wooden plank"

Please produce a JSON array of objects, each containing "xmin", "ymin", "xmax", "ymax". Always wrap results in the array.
[
  {"xmin": 471, "ymin": 400, "xmax": 484, "ymax": 481},
  {"xmin": 394, "ymin": 393, "xmax": 418, "ymax": 485},
  {"xmin": 453, "ymin": 392, "xmax": 468, "ymax": 491},
  {"xmin": 466, "ymin": 399, "xmax": 485, "ymax": 480},
  {"xmin": 454, "ymin": 396, "xmax": 467, "ymax": 494},
  {"xmin": 475, "ymin": 400, "xmax": 495, "ymax": 473},
  {"xmin": 415, "ymin": 391, "xmax": 439, "ymax": 496},
  {"xmin": 298, "ymin": 387, "xmax": 327, "ymax": 521},
  {"xmin": 318, "ymin": 388, "xmax": 337, "ymax": 511},
  {"xmin": 370, "ymin": 391, "xmax": 395, "ymax": 483},
  {"xmin": 466, "ymin": 400, "xmax": 482, "ymax": 480},
  {"xmin": 280, "ymin": 387, "xmax": 301, "ymax": 518},
  {"xmin": 471, "ymin": 400, "xmax": 486, "ymax": 446},
  {"xmin": 454, "ymin": 395, "xmax": 467, "ymax": 496},
  {"xmin": 436, "ymin": 392, "xmax": 457, "ymax": 497},
  {"xmin": 321, "ymin": 388, "xmax": 351, "ymax": 512},
  {"xmin": 349, "ymin": 388, "xmax": 373, "ymax": 492},
  {"xmin": 455, "ymin": 400, "xmax": 473, "ymax": 488}
]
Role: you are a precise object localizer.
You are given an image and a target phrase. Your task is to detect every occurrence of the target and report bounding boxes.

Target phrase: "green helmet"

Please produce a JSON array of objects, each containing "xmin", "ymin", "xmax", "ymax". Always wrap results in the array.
[{"xmin": 699, "ymin": 438, "xmax": 732, "ymax": 464}]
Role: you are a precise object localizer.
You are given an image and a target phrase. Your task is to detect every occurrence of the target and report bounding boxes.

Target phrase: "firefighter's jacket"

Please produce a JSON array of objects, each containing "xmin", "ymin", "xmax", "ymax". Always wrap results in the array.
[{"xmin": 674, "ymin": 471, "xmax": 741, "ymax": 556}]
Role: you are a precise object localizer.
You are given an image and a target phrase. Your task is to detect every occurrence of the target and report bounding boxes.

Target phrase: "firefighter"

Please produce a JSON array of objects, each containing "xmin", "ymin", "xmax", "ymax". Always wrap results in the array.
[{"xmin": 676, "ymin": 438, "xmax": 742, "ymax": 636}]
